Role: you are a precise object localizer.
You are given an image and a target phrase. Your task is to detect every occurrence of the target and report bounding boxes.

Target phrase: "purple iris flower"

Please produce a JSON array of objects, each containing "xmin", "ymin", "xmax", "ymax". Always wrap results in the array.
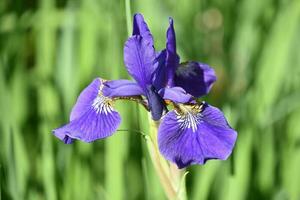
[
  {"xmin": 155, "ymin": 17, "xmax": 237, "ymax": 168},
  {"xmin": 53, "ymin": 13, "xmax": 237, "ymax": 169}
]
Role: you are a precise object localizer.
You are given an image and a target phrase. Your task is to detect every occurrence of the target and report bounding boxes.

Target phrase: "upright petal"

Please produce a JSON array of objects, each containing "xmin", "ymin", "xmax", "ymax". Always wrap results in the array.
[
  {"xmin": 175, "ymin": 62, "xmax": 216, "ymax": 97},
  {"xmin": 124, "ymin": 35, "xmax": 156, "ymax": 91},
  {"xmin": 102, "ymin": 79, "xmax": 144, "ymax": 97},
  {"xmin": 166, "ymin": 18, "xmax": 180, "ymax": 86},
  {"xmin": 132, "ymin": 13, "xmax": 154, "ymax": 46},
  {"xmin": 166, "ymin": 18, "xmax": 177, "ymax": 55},
  {"xmin": 152, "ymin": 49, "xmax": 167, "ymax": 90},
  {"xmin": 158, "ymin": 103, "xmax": 237, "ymax": 168},
  {"xmin": 53, "ymin": 78, "xmax": 121, "ymax": 143}
]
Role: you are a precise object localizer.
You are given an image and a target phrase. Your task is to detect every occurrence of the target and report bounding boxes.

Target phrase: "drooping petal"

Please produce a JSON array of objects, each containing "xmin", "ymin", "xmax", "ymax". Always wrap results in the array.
[
  {"xmin": 102, "ymin": 79, "xmax": 144, "ymax": 97},
  {"xmin": 165, "ymin": 18, "xmax": 180, "ymax": 86},
  {"xmin": 53, "ymin": 107, "xmax": 121, "ymax": 143},
  {"xmin": 53, "ymin": 129, "xmax": 74, "ymax": 144},
  {"xmin": 132, "ymin": 13, "xmax": 153, "ymax": 46},
  {"xmin": 158, "ymin": 87, "xmax": 193, "ymax": 103},
  {"xmin": 175, "ymin": 62, "xmax": 216, "ymax": 97},
  {"xmin": 124, "ymin": 35, "xmax": 156, "ymax": 91},
  {"xmin": 146, "ymin": 85, "xmax": 165, "ymax": 120},
  {"xmin": 158, "ymin": 103, "xmax": 237, "ymax": 168},
  {"xmin": 53, "ymin": 78, "xmax": 121, "ymax": 143}
]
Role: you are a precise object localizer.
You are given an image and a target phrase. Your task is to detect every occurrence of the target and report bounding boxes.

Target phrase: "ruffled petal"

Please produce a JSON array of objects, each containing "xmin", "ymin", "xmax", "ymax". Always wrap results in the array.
[
  {"xmin": 166, "ymin": 18, "xmax": 180, "ymax": 86},
  {"xmin": 175, "ymin": 62, "xmax": 216, "ymax": 97},
  {"xmin": 158, "ymin": 103, "xmax": 237, "ymax": 168},
  {"xmin": 102, "ymin": 79, "xmax": 144, "ymax": 97},
  {"xmin": 52, "ymin": 129, "xmax": 74, "ymax": 144},
  {"xmin": 158, "ymin": 87, "xmax": 193, "ymax": 103},
  {"xmin": 124, "ymin": 35, "xmax": 156, "ymax": 91},
  {"xmin": 132, "ymin": 13, "xmax": 153, "ymax": 46}
]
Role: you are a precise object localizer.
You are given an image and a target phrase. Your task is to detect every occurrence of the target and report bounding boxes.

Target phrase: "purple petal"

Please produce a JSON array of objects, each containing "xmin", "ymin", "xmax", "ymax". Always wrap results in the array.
[
  {"xmin": 152, "ymin": 49, "xmax": 167, "ymax": 90},
  {"xmin": 53, "ymin": 78, "xmax": 121, "ymax": 143},
  {"xmin": 53, "ymin": 129, "xmax": 74, "ymax": 144},
  {"xmin": 175, "ymin": 62, "xmax": 216, "ymax": 97},
  {"xmin": 132, "ymin": 13, "xmax": 154, "ymax": 46},
  {"xmin": 124, "ymin": 35, "xmax": 156, "ymax": 91},
  {"xmin": 166, "ymin": 18, "xmax": 177, "ymax": 55},
  {"xmin": 158, "ymin": 87, "xmax": 193, "ymax": 103},
  {"xmin": 147, "ymin": 85, "xmax": 165, "ymax": 121},
  {"xmin": 158, "ymin": 103, "xmax": 237, "ymax": 168},
  {"xmin": 53, "ymin": 107, "xmax": 121, "ymax": 143},
  {"xmin": 166, "ymin": 18, "xmax": 180, "ymax": 87},
  {"xmin": 102, "ymin": 79, "xmax": 144, "ymax": 97},
  {"xmin": 70, "ymin": 78, "xmax": 101, "ymax": 121}
]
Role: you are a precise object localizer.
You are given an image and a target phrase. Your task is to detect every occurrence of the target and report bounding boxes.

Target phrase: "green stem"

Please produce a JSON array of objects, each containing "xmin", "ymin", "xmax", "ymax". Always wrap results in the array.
[
  {"xmin": 123, "ymin": 2, "xmax": 187, "ymax": 199},
  {"xmin": 146, "ymin": 115, "xmax": 187, "ymax": 200}
]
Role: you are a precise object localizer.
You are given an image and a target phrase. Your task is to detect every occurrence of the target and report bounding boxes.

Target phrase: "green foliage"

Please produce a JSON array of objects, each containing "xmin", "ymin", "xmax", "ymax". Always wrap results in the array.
[{"xmin": 1, "ymin": 0, "xmax": 300, "ymax": 199}]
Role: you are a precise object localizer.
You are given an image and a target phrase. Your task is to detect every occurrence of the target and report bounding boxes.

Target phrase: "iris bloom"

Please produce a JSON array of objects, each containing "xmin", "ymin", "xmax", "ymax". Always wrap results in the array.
[{"xmin": 53, "ymin": 13, "xmax": 237, "ymax": 168}]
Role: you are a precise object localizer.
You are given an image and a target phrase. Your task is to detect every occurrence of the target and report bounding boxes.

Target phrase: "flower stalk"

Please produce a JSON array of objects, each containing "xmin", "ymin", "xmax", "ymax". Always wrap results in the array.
[{"xmin": 146, "ymin": 115, "xmax": 187, "ymax": 200}]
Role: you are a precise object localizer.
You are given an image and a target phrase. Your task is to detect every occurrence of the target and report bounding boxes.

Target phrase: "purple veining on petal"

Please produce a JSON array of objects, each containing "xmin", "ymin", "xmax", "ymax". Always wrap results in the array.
[
  {"xmin": 132, "ymin": 13, "xmax": 154, "ymax": 46},
  {"xmin": 124, "ymin": 35, "xmax": 156, "ymax": 92},
  {"xmin": 175, "ymin": 62, "xmax": 216, "ymax": 97},
  {"xmin": 158, "ymin": 87, "xmax": 193, "ymax": 103},
  {"xmin": 53, "ymin": 107, "xmax": 121, "ymax": 143},
  {"xmin": 158, "ymin": 103, "xmax": 237, "ymax": 168},
  {"xmin": 70, "ymin": 78, "xmax": 101, "ymax": 121},
  {"xmin": 103, "ymin": 79, "xmax": 144, "ymax": 97},
  {"xmin": 53, "ymin": 78, "xmax": 121, "ymax": 143}
]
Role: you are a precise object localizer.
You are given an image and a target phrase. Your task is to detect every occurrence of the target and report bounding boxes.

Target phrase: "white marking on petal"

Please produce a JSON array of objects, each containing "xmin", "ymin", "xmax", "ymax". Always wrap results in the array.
[
  {"xmin": 175, "ymin": 105, "xmax": 203, "ymax": 133},
  {"xmin": 92, "ymin": 90, "xmax": 114, "ymax": 115}
]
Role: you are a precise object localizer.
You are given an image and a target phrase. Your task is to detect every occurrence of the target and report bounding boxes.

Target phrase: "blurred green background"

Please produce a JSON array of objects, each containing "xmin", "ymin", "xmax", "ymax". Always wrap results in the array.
[{"xmin": 1, "ymin": 0, "xmax": 300, "ymax": 199}]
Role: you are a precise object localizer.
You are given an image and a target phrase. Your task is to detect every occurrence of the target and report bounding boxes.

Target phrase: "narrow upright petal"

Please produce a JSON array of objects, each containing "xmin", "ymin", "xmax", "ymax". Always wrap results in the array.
[
  {"xmin": 124, "ymin": 35, "xmax": 156, "ymax": 91},
  {"xmin": 175, "ymin": 62, "xmax": 216, "ymax": 97},
  {"xmin": 152, "ymin": 49, "xmax": 167, "ymax": 90},
  {"xmin": 103, "ymin": 79, "xmax": 144, "ymax": 97},
  {"xmin": 158, "ymin": 103, "xmax": 237, "ymax": 168},
  {"xmin": 166, "ymin": 18, "xmax": 180, "ymax": 86},
  {"xmin": 132, "ymin": 13, "xmax": 154, "ymax": 46},
  {"xmin": 166, "ymin": 18, "xmax": 177, "ymax": 55},
  {"xmin": 53, "ymin": 78, "xmax": 121, "ymax": 143}
]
